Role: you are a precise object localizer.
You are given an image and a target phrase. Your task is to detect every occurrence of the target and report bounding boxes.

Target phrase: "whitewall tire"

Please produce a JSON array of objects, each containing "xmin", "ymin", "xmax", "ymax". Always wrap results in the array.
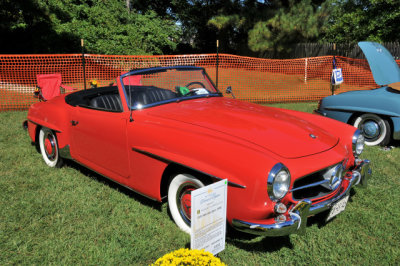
[
  {"xmin": 39, "ymin": 128, "xmax": 63, "ymax": 167},
  {"xmin": 168, "ymin": 173, "xmax": 205, "ymax": 234},
  {"xmin": 353, "ymin": 113, "xmax": 391, "ymax": 146}
]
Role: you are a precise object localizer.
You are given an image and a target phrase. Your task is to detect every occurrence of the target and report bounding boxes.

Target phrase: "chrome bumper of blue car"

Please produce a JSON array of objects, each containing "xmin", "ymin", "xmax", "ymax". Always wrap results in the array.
[{"xmin": 232, "ymin": 159, "xmax": 371, "ymax": 237}]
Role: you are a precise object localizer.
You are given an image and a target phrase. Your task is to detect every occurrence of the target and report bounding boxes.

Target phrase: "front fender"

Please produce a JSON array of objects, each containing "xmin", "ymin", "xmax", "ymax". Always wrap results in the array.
[
  {"xmin": 128, "ymin": 115, "xmax": 284, "ymax": 221},
  {"xmin": 320, "ymin": 87, "xmax": 400, "ymax": 121},
  {"xmin": 131, "ymin": 145, "xmax": 246, "ymax": 189},
  {"xmin": 324, "ymin": 105, "xmax": 399, "ymax": 119}
]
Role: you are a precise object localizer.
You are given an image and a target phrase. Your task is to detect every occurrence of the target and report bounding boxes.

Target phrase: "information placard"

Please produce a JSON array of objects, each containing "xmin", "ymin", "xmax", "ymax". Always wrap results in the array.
[
  {"xmin": 332, "ymin": 68, "xmax": 344, "ymax": 85},
  {"xmin": 190, "ymin": 179, "xmax": 227, "ymax": 255}
]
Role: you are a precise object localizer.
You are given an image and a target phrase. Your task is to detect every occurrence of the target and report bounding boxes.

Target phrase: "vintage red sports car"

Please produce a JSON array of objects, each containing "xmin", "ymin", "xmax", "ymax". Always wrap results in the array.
[{"xmin": 24, "ymin": 66, "xmax": 371, "ymax": 236}]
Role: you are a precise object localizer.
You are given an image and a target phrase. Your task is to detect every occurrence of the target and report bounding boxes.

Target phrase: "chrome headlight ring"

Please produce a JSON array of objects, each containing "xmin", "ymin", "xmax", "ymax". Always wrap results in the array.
[
  {"xmin": 352, "ymin": 129, "xmax": 365, "ymax": 156},
  {"xmin": 267, "ymin": 163, "xmax": 291, "ymax": 201}
]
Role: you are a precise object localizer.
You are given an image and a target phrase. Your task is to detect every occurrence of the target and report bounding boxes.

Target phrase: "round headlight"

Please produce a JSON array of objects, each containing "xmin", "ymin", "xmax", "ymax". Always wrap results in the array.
[
  {"xmin": 352, "ymin": 129, "xmax": 365, "ymax": 156},
  {"xmin": 268, "ymin": 163, "xmax": 291, "ymax": 201}
]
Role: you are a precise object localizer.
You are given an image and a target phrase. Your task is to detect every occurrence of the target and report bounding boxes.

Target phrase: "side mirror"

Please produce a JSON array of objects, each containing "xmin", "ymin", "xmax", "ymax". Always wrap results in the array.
[{"xmin": 226, "ymin": 86, "xmax": 236, "ymax": 99}]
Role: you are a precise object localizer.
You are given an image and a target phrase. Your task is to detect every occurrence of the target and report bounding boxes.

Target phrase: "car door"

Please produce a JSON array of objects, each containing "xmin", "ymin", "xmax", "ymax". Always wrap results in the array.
[{"xmin": 70, "ymin": 106, "xmax": 130, "ymax": 180}]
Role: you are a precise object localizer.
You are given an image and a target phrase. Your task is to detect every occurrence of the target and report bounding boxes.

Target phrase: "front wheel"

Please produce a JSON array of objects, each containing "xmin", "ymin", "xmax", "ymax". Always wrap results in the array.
[
  {"xmin": 168, "ymin": 174, "xmax": 205, "ymax": 234},
  {"xmin": 38, "ymin": 128, "xmax": 63, "ymax": 167},
  {"xmin": 353, "ymin": 113, "xmax": 391, "ymax": 146}
]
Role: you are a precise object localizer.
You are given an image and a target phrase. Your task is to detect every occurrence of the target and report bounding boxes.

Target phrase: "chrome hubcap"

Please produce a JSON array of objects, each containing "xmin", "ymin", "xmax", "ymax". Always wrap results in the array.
[
  {"xmin": 362, "ymin": 121, "xmax": 380, "ymax": 139},
  {"xmin": 176, "ymin": 181, "xmax": 197, "ymax": 226},
  {"xmin": 44, "ymin": 133, "xmax": 56, "ymax": 160}
]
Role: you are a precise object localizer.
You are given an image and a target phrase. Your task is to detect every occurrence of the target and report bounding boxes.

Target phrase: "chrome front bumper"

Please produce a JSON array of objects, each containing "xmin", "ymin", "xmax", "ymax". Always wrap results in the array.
[{"xmin": 232, "ymin": 159, "xmax": 371, "ymax": 237}]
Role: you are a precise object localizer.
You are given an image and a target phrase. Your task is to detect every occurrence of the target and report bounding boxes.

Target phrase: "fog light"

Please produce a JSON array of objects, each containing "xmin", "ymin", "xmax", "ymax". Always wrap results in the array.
[
  {"xmin": 274, "ymin": 202, "xmax": 287, "ymax": 214},
  {"xmin": 275, "ymin": 214, "xmax": 287, "ymax": 223}
]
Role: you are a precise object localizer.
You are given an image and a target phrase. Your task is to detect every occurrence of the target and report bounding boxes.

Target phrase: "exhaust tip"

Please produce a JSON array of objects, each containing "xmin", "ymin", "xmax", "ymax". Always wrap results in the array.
[{"xmin": 22, "ymin": 120, "xmax": 28, "ymax": 130}]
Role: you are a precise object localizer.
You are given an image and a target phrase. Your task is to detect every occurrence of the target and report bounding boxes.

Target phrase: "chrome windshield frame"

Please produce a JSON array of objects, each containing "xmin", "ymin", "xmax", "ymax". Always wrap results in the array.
[{"xmin": 119, "ymin": 66, "xmax": 222, "ymax": 111}]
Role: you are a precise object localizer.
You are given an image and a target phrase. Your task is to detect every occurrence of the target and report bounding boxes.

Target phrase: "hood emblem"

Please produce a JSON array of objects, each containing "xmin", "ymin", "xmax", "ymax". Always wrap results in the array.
[{"xmin": 309, "ymin": 134, "xmax": 317, "ymax": 139}]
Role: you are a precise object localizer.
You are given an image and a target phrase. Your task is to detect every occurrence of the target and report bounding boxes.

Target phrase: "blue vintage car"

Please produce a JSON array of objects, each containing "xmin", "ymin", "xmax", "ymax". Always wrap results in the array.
[{"xmin": 314, "ymin": 42, "xmax": 400, "ymax": 146}]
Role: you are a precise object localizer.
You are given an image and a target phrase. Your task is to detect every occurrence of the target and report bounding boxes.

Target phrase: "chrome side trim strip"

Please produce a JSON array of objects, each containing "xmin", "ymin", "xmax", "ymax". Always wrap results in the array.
[
  {"xmin": 131, "ymin": 147, "xmax": 246, "ymax": 189},
  {"xmin": 27, "ymin": 119, "xmax": 62, "ymax": 133}
]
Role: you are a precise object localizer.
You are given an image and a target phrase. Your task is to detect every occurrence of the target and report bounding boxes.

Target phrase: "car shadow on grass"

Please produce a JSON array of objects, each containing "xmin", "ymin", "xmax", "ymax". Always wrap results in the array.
[
  {"xmin": 224, "ymin": 214, "xmax": 336, "ymax": 252},
  {"xmin": 306, "ymin": 187, "xmax": 357, "ymax": 229},
  {"xmin": 379, "ymin": 139, "xmax": 400, "ymax": 151},
  {"xmin": 225, "ymin": 226, "xmax": 294, "ymax": 252},
  {"xmin": 63, "ymin": 159, "xmax": 162, "ymax": 211}
]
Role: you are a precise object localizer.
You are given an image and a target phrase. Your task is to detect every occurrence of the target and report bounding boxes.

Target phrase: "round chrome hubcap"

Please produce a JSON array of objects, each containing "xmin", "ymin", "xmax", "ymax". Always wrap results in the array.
[
  {"xmin": 362, "ymin": 121, "xmax": 380, "ymax": 139},
  {"xmin": 176, "ymin": 182, "xmax": 197, "ymax": 226},
  {"xmin": 44, "ymin": 133, "xmax": 56, "ymax": 160}
]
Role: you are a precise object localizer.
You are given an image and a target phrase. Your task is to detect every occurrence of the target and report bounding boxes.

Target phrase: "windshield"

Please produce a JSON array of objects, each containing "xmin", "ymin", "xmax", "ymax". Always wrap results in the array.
[{"xmin": 120, "ymin": 66, "xmax": 220, "ymax": 110}]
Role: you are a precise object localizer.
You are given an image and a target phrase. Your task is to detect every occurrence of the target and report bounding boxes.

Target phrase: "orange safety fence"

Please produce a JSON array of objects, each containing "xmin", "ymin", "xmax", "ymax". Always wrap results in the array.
[{"xmin": 1, "ymin": 53, "xmax": 398, "ymax": 111}]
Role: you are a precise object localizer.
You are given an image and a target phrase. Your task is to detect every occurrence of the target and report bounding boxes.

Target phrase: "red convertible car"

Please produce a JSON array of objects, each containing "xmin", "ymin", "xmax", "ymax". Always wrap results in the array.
[{"xmin": 24, "ymin": 66, "xmax": 371, "ymax": 236}]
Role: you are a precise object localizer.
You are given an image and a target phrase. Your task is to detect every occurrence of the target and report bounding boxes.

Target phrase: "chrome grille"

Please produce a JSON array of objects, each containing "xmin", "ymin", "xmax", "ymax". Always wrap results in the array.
[{"xmin": 291, "ymin": 162, "xmax": 344, "ymax": 201}]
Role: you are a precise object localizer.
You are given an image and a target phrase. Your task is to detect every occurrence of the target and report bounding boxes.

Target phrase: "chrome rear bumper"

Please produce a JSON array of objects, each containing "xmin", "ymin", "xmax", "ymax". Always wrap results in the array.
[{"xmin": 232, "ymin": 159, "xmax": 371, "ymax": 237}]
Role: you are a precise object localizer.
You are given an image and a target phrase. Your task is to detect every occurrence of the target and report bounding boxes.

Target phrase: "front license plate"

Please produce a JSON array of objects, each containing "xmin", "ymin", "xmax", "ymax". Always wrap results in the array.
[{"xmin": 326, "ymin": 195, "xmax": 349, "ymax": 221}]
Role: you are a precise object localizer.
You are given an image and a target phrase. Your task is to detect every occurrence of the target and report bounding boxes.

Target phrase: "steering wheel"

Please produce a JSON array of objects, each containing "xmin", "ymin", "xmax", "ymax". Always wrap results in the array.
[{"xmin": 185, "ymin": 81, "xmax": 206, "ymax": 90}]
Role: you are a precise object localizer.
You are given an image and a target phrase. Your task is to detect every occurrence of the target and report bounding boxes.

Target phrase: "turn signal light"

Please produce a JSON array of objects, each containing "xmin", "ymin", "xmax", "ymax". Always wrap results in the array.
[
  {"xmin": 274, "ymin": 202, "xmax": 287, "ymax": 214},
  {"xmin": 275, "ymin": 214, "xmax": 287, "ymax": 223}
]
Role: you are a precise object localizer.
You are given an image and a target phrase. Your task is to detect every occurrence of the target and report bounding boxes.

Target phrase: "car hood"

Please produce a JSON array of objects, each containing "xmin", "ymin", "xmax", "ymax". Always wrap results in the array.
[
  {"xmin": 147, "ymin": 98, "xmax": 338, "ymax": 159},
  {"xmin": 359, "ymin": 41, "xmax": 400, "ymax": 86}
]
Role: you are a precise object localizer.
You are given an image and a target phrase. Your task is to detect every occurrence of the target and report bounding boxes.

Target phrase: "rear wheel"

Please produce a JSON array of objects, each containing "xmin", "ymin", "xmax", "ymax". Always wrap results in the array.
[
  {"xmin": 39, "ymin": 128, "xmax": 63, "ymax": 167},
  {"xmin": 353, "ymin": 113, "xmax": 391, "ymax": 146},
  {"xmin": 168, "ymin": 173, "xmax": 205, "ymax": 234}
]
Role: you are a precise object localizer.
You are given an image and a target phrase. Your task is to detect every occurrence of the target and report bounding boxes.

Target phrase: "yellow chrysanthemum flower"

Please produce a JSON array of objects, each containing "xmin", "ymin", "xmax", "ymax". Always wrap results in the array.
[{"xmin": 152, "ymin": 248, "xmax": 226, "ymax": 266}]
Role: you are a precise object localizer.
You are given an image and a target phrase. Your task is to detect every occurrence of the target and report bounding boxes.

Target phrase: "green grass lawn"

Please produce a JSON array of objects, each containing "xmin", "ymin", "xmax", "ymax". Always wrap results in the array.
[{"xmin": 1, "ymin": 105, "xmax": 400, "ymax": 265}]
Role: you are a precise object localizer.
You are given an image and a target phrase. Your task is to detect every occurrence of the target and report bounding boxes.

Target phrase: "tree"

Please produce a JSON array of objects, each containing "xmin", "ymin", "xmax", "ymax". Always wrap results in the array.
[
  {"xmin": 207, "ymin": 0, "xmax": 275, "ymax": 55},
  {"xmin": 134, "ymin": 0, "xmax": 261, "ymax": 54},
  {"xmin": 46, "ymin": 0, "xmax": 182, "ymax": 55},
  {"xmin": 247, "ymin": 0, "xmax": 330, "ymax": 57},
  {"xmin": 0, "ymin": 0, "xmax": 72, "ymax": 53},
  {"xmin": 323, "ymin": 0, "xmax": 400, "ymax": 43},
  {"xmin": 0, "ymin": 0, "xmax": 181, "ymax": 55},
  {"xmin": 2, "ymin": 0, "xmax": 399, "ymax": 56}
]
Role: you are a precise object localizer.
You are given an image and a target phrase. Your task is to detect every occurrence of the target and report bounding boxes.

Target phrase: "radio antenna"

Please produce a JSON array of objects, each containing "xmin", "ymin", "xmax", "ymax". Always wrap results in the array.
[
  {"xmin": 216, "ymin": 39, "xmax": 219, "ymax": 90},
  {"xmin": 81, "ymin": 39, "xmax": 87, "ymax": 90},
  {"xmin": 128, "ymin": 74, "xmax": 134, "ymax": 122}
]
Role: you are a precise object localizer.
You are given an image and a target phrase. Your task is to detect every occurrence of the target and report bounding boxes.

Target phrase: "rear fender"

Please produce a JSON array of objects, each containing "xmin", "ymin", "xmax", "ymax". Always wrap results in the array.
[
  {"xmin": 26, "ymin": 120, "xmax": 38, "ymax": 143},
  {"xmin": 27, "ymin": 100, "xmax": 71, "ymax": 149}
]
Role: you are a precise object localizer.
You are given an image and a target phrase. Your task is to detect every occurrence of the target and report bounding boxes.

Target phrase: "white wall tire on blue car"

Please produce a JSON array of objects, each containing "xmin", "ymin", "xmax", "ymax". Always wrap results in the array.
[
  {"xmin": 353, "ymin": 113, "xmax": 391, "ymax": 146},
  {"xmin": 39, "ymin": 127, "xmax": 63, "ymax": 168},
  {"xmin": 168, "ymin": 173, "xmax": 205, "ymax": 234}
]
